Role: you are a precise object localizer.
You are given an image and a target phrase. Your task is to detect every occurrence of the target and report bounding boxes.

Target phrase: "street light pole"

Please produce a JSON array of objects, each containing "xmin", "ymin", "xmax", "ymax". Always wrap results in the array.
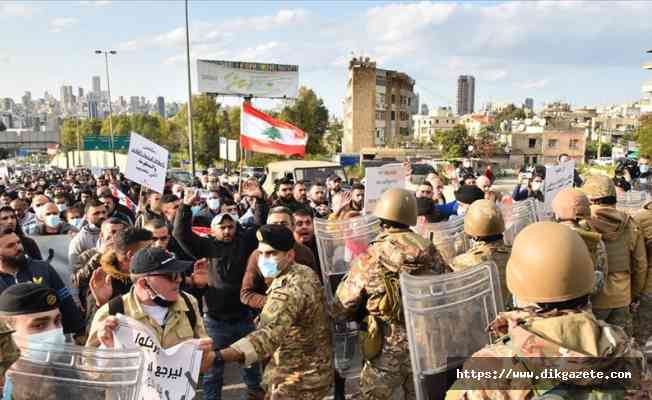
[
  {"xmin": 95, "ymin": 49, "xmax": 117, "ymax": 168},
  {"xmin": 185, "ymin": 0, "xmax": 196, "ymax": 177}
]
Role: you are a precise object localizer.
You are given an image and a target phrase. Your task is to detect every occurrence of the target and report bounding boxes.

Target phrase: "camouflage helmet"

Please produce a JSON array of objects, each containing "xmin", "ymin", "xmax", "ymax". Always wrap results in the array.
[
  {"xmin": 463, "ymin": 199, "xmax": 505, "ymax": 237},
  {"xmin": 507, "ymin": 222, "xmax": 594, "ymax": 303},
  {"xmin": 552, "ymin": 188, "xmax": 591, "ymax": 220},
  {"xmin": 581, "ymin": 174, "xmax": 615, "ymax": 200},
  {"xmin": 374, "ymin": 188, "xmax": 417, "ymax": 226}
]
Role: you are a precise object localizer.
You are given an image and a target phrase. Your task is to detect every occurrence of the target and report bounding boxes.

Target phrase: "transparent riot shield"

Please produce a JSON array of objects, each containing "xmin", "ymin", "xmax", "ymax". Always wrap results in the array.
[
  {"xmin": 314, "ymin": 214, "xmax": 381, "ymax": 379},
  {"xmin": 6, "ymin": 339, "xmax": 145, "ymax": 399},
  {"xmin": 617, "ymin": 190, "xmax": 649, "ymax": 214},
  {"xmin": 401, "ymin": 262, "xmax": 504, "ymax": 400},
  {"xmin": 415, "ymin": 217, "xmax": 469, "ymax": 264},
  {"xmin": 34, "ymin": 235, "xmax": 78, "ymax": 303},
  {"xmin": 503, "ymin": 198, "xmax": 537, "ymax": 246}
]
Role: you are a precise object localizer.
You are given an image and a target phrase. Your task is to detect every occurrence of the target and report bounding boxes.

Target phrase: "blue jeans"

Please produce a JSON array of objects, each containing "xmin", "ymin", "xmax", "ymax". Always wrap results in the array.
[{"xmin": 202, "ymin": 313, "xmax": 263, "ymax": 400}]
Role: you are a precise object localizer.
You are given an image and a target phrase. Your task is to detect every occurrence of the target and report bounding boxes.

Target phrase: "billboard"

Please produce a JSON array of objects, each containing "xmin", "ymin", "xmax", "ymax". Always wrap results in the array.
[{"xmin": 197, "ymin": 60, "xmax": 299, "ymax": 98}]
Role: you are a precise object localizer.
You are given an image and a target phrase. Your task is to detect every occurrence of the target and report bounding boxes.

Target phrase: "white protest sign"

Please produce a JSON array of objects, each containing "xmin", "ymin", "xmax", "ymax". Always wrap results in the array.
[
  {"xmin": 113, "ymin": 314, "xmax": 202, "ymax": 400},
  {"xmin": 0, "ymin": 166, "xmax": 9, "ymax": 179},
  {"xmin": 543, "ymin": 160, "xmax": 575, "ymax": 219},
  {"xmin": 125, "ymin": 132, "xmax": 168, "ymax": 194},
  {"xmin": 364, "ymin": 163, "xmax": 406, "ymax": 212}
]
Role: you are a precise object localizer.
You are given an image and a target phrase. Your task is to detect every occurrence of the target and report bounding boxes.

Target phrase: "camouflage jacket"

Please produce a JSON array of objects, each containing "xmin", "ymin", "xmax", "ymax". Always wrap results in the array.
[
  {"xmin": 0, "ymin": 321, "xmax": 19, "ymax": 377},
  {"xmin": 450, "ymin": 240, "xmax": 512, "ymax": 309},
  {"xmin": 231, "ymin": 263, "xmax": 333, "ymax": 396},
  {"xmin": 446, "ymin": 307, "xmax": 649, "ymax": 400}
]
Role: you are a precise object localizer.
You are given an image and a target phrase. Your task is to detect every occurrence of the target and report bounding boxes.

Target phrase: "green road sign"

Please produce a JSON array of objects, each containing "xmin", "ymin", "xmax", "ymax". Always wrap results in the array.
[{"xmin": 83, "ymin": 135, "xmax": 130, "ymax": 151}]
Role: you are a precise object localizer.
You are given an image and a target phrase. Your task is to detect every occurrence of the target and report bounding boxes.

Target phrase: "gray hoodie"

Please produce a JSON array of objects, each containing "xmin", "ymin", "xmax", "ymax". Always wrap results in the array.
[{"xmin": 68, "ymin": 223, "xmax": 101, "ymax": 272}]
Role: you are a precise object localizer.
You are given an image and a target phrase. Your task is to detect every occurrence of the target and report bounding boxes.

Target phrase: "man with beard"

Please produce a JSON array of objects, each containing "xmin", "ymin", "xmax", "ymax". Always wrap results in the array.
[
  {"xmin": 271, "ymin": 177, "xmax": 304, "ymax": 213},
  {"xmin": 98, "ymin": 189, "xmax": 134, "ymax": 225},
  {"xmin": 0, "ymin": 229, "xmax": 83, "ymax": 335},
  {"xmin": 0, "ymin": 207, "xmax": 42, "ymax": 260},
  {"xmin": 326, "ymin": 174, "xmax": 343, "ymax": 206},
  {"xmin": 11, "ymin": 199, "xmax": 35, "ymax": 233},
  {"xmin": 68, "ymin": 200, "xmax": 107, "ymax": 271},
  {"xmin": 308, "ymin": 182, "xmax": 331, "ymax": 219},
  {"xmin": 292, "ymin": 180, "xmax": 308, "ymax": 205},
  {"xmin": 134, "ymin": 190, "xmax": 164, "ymax": 229},
  {"xmin": 292, "ymin": 208, "xmax": 320, "ymax": 276},
  {"xmin": 333, "ymin": 183, "xmax": 365, "ymax": 219}
]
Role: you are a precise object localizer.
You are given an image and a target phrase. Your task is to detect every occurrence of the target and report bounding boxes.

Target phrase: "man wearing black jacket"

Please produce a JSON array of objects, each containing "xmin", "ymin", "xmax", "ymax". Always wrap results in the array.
[
  {"xmin": 173, "ymin": 189, "xmax": 267, "ymax": 400},
  {"xmin": 0, "ymin": 206, "xmax": 42, "ymax": 260}
]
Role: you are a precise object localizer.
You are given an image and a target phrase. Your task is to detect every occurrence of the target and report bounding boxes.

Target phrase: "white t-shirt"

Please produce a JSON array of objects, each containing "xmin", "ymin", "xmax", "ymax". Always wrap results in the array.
[{"xmin": 142, "ymin": 303, "xmax": 168, "ymax": 326}]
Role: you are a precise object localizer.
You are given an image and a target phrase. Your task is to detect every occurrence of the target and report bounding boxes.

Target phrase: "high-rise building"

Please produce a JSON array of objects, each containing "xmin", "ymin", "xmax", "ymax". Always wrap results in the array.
[
  {"xmin": 421, "ymin": 103, "xmax": 429, "ymax": 115},
  {"xmin": 343, "ymin": 57, "xmax": 418, "ymax": 153},
  {"xmin": 21, "ymin": 91, "xmax": 32, "ymax": 109},
  {"xmin": 524, "ymin": 97, "xmax": 534, "ymax": 111},
  {"xmin": 1, "ymin": 98, "xmax": 13, "ymax": 112},
  {"xmin": 60, "ymin": 85, "xmax": 74, "ymax": 111},
  {"xmin": 643, "ymin": 50, "xmax": 652, "ymax": 114},
  {"xmin": 457, "ymin": 75, "xmax": 475, "ymax": 116},
  {"xmin": 78, "ymin": 87, "xmax": 84, "ymax": 101},
  {"xmin": 92, "ymin": 76, "xmax": 101, "ymax": 94},
  {"xmin": 130, "ymin": 96, "xmax": 140, "ymax": 113},
  {"xmin": 156, "ymin": 96, "xmax": 166, "ymax": 118},
  {"xmin": 88, "ymin": 99, "xmax": 99, "ymax": 119}
]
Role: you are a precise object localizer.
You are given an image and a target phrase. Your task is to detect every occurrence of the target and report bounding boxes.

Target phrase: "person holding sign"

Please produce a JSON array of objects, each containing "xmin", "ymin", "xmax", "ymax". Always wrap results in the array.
[
  {"xmin": 86, "ymin": 247, "xmax": 215, "ymax": 373},
  {"xmin": 219, "ymin": 224, "xmax": 334, "ymax": 399}
]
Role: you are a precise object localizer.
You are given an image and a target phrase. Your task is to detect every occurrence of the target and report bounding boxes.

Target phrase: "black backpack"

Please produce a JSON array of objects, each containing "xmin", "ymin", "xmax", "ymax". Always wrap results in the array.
[{"xmin": 107, "ymin": 292, "xmax": 197, "ymax": 333}]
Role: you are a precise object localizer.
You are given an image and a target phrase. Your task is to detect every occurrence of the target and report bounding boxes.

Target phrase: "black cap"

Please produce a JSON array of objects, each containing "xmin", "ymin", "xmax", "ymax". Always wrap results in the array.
[
  {"xmin": 256, "ymin": 224, "xmax": 295, "ymax": 252},
  {"xmin": 130, "ymin": 247, "xmax": 193, "ymax": 275},
  {"xmin": 0, "ymin": 283, "xmax": 58, "ymax": 316},
  {"xmin": 455, "ymin": 185, "xmax": 485, "ymax": 205},
  {"xmin": 328, "ymin": 174, "xmax": 342, "ymax": 182}
]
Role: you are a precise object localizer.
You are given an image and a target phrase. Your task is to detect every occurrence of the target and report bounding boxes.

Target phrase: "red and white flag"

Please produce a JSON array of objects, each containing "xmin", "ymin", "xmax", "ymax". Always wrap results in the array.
[
  {"xmin": 109, "ymin": 183, "xmax": 137, "ymax": 213},
  {"xmin": 240, "ymin": 102, "xmax": 307, "ymax": 157}
]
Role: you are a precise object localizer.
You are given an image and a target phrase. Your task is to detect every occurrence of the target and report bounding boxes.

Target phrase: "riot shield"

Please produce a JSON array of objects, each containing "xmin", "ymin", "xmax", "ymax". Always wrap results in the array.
[
  {"xmin": 401, "ymin": 261, "xmax": 504, "ymax": 400},
  {"xmin": 415, "ymin": 217, "xmax": 469, "ymax": 264},
  {"xmin": 503, "ymin": 198, "xmax": 537, "ymax": 246},
  {"xmin": 617, "ymin": 190, "xmax": 649, "ymax": 214},
  {"xmin": 6, "ymin": 338, "xmax": 145, "ymax": 399},
  {"xmin": 314, "ymin": 214, "xmax": 381, "ymax": 379},
  {"xmin": 33, "ymin": 235, "xmax": 78, "ymax": 302}
]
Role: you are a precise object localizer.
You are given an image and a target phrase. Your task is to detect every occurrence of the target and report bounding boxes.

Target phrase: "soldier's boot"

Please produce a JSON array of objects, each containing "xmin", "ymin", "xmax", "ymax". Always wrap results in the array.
[{"xmin": 246, "ymin": 388, "xmax": 265, "ymax": 400}]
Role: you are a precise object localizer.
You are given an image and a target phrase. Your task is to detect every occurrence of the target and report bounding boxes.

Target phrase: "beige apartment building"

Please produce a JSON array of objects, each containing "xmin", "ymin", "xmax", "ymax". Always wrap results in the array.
[
  {"xmin": 412, "ymin": 106, "xmax": 458, "ymax": 142},
  {"xmin": 343, "ymin": 58, "xmax": 418, "ymax": 153},
  {"xmin": 511, "ymin": 128, "xmax": 585, "ymax": 166}
]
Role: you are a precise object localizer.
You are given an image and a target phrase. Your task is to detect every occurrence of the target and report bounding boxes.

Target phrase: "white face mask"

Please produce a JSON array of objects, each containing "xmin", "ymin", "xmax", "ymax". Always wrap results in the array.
[
  {"xmin": 24, "ymin": 328, "xmax": 66, "ymax": 362},
  {"xmin": 207, "ymin": 198, "xmax": 221, "ymax": 210},
  {"xmin": 531, "ymin": 181, "xmax": 543, "ymax": 191},
  {"xmin": 457, "ymin": 206, "xmax": 467, "ymax": 216},
  {"xmin": 640, "ymin": 165, "xmax": 649, "ymax": 174}
]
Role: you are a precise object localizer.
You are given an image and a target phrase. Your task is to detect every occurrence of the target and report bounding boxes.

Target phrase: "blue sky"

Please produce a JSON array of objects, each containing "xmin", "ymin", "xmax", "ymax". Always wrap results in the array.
[{"xmin": 1, "ymin": 0, "xmax": 651, "ymax": 116}]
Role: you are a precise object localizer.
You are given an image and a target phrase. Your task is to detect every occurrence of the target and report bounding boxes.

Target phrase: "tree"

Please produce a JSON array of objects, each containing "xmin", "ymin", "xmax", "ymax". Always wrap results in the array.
[
  {"xmin": 433, "ymin": 125, "xmax": 472, "ymax": 158},
  {"xmin": 279, "ymin": 87, "xmax": 329, "ymax": 154},
  {"xmin": 493, "ymin": 104, "xmax": 526, "ymax": 131},
  {"xmin": 101, "ymin": 115, "xmax": 132, "ymax": 136},
  {"xmin": 636, "ymin": 116, "xmax": 652, "ymax": 157},
  {"xmin": 473, "ymin": 128, "xmax": 498, "ymax": 159},
  {"xmin": 585, "ymin": 140, "xmax": 612, "ymax": 159},
  {"xmin": 323, "ymin": 118, "xmax": 343, "ymax": 155},
  {"xmin": 171, "ymin": 94, "xmax": 220, "ymax": 167}
]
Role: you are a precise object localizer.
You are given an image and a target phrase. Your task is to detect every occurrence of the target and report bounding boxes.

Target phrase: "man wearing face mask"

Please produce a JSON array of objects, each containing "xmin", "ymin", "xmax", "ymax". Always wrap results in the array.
[
  {"xmin": 0, "ymin": 207, "xmax": 42, "ymax": 261},
  {"xmin": 174, "ymin": 190, "xmax": 265, "ymax": 400},
  {"xmin": 194, "ymin": 190, "xmax": 222, "ymax": 228},
  {"xmin": 513, "ymin": 167, "xmax": 545, "ymax": 202},
  {"xmin": 68, "ymin": 200, "xmax": 107, "ymax": 272},
  {"xmin": 0, "ymin": 229, "xmax": 84, "ymax": 336},
  {"xmin": 219, "ymin": 224, "xmax": 333, "ymax": 399},
  {"xmin": 25, "ymin": 203, "xmax": 75, "ymax": 236},
  {"xmin": 86, "ymin": 247, "xmax": 215, "ymax": 378}
]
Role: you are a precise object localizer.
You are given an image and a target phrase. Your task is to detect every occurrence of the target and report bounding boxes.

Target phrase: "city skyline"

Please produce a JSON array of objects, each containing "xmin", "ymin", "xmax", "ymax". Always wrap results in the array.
[{"xmin": 1, "ymin": 1, "xmax": 652, "ymax": 116}]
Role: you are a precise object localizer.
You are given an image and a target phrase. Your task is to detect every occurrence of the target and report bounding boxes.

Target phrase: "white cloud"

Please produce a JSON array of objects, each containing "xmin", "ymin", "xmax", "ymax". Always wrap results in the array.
[
  {"xmin": 0, "ymin": 55, "xmax": 10, "ymax": 63},
  {"xmin": 366, "ymin": 1, "xmax": 456, "ymax": 42},
  {"xmin": 49, "ymin": 17, "xmax": 79, "ymax": 33},
  {"xmin": 520, "ymin": 79, "xmax": 550, "ymax": 89},
  {"xmin": 0, "ymin": 2, "xmax": 36, "ymax": 18},
  {"xmin": 80, "ymin": 0, "xmax": 112, "ymax": 6}
]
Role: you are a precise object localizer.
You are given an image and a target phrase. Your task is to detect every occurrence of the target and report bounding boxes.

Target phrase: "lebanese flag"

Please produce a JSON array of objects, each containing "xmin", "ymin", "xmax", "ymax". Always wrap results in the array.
[
  {"xmin": 240, "ymin": 102, "xmax": 307, "ymax": 157},
  {"xmin": 109, "ymin": 183, "xmax": 136, "ymax": 213}
]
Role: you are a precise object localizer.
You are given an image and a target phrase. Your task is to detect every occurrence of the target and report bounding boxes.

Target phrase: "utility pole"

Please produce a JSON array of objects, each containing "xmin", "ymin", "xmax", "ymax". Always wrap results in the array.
[
  {"xmin": 94, "ymin": 49, "xmax": 117, "ymax": 168},
  {"xmin": 185, "ymin": 0, "xmax": 196, "ymax": 177}
]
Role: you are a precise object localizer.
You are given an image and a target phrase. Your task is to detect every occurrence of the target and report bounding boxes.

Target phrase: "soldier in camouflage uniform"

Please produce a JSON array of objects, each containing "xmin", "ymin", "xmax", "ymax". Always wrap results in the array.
[
  {"xmin": 581, "ymin": 175, "xmax": 648, "ymax": 335},
  {"xmin": 220, "ymin": 225, "xmax": 334, "ymax": 400},
  {"xmin": 450, "ymin": 199, "xmax": 512, "ymax": 308},
  {"xmin": 552, "ymin": 188, "xmax": 607, "ymax": 294},
  {"xmin": 633, "ymin": 200, "xmax": 652, "ymax": 346},
  {"xmin": 446, "ymin": 222, "xmax": 647, "ymax": 400},
  {"xmin": 333, "ymin": 188, "xmax": 445, "ymax": 400}
]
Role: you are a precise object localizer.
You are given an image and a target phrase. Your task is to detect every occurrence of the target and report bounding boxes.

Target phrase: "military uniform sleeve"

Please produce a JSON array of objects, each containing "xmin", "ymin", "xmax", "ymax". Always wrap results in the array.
[
  {"xmin": 85, "ymin": 302, "xmax": 110, "ymax": 348},
  {"xmin": 632, "ymin": 225, "xmax": 650, "ymax": 297},
  {"xmin": 231, "ymin": 282, "xmax": 303, "ymax": 366},
  {"xmin": 0, "ymin": 322, "xmax": 19, "ymax": 376},
  {"xmin": 333, "ymin": 255, "xmax": 369, "ymax": 320}
]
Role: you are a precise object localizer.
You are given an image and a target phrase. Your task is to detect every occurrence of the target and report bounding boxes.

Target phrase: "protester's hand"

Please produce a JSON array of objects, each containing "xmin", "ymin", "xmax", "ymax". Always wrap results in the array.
[
  {"xmin": 97, "ymin": 316, "xmax": 119, "ymax": 348},
  {"xmin": 334, "ymin": 191, "xmax": 352, "ymax": 214},
  {"xmin": 245, "ymin": 183, "xmax": 263, "ymax": 200},
  {"xmin": 233, "ymin": 192, "xmax": 241, "ymax": 203},
  {"xmin": 184, "ymin": 188, "xmax": 198, "ymax": 206},
  {"xmin": 191, "ymin": 258, "xmax": 209, "ymax": 288},
  {"xmin": 198, "ymin": 338, "xmax": 216, "ymax": 373},
  {"xmin": 90, "ymin": 268, "xmax": 113, "ymax": 307}
]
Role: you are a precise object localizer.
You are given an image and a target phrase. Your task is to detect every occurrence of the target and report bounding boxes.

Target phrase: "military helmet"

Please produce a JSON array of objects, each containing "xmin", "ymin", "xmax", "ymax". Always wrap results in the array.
[
  {"xmin": 581, "ymin": 174, "xmax": 615, "ymax": 200},
  {"xmin": 374, "ymin": 188, "xmax": 417, "ymax": 226},
  {"xmin": 463, "ymin": 199, "xmax": 505, "ymax": 237},
  {"xmin": 507, "ymin": 222, "xmax": 594, "ymax": 304},
  {"xmin": 552, "ymin": 188, "xmax": 591, "ymax": 220}
]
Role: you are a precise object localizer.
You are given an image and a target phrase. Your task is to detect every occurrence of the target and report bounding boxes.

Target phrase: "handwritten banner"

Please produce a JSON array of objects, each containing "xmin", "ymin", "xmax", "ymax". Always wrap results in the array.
[
  {"xmin": 113, "ymin": 314, "xmax": 202, "ymax": 400},
  {"xmin": 543, "ymin": 160, "xmax": 575, "ymax": 220},
  {"xmin": 125, "ymin": 132, "xmax": 169, "ymax": 194},
  {"xmin": 364, "ymin": 163, "xmax": 406, "ymax": 212}
]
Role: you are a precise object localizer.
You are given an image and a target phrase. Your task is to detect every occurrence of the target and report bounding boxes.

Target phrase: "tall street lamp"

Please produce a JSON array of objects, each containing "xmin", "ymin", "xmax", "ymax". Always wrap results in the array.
[
  {"xmin": 94, "ymin": 49, "xmax": 117, "ymax": 168},
  {"xmin": 185, "ymin": 0, "xmax": 196, "ymax": 177}
]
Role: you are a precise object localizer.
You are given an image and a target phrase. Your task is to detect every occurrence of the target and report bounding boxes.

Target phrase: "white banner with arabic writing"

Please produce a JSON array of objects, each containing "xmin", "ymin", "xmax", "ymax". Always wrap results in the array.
[
  {"xmin": 364, "ymin": 164, "xmax": 406, "ymax": 212},
  {"xmin": 125, "ymin": 132, "xmax": 168, "ymax": 194},
  {"xmin": 543, "ymin": 160, "xmax": 575, "ymax": 220},
  {"xmin": 113, "ymin": 314, "xmax": 202, "ymax": 400}
]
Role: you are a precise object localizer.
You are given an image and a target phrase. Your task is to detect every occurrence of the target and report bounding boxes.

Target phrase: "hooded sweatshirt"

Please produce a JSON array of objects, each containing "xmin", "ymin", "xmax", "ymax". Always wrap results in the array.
[
  {"xmin": 588, "ymin": 206, "xmax": 647, "ymax": 309},
  {"xmin": 68, "ymin": 223, "xmax": 101, "ymax": 272}
]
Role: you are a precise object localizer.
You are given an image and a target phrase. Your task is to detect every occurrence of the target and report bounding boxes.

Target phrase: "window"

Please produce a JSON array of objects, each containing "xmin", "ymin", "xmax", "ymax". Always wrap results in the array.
[
  {"xmin": 569, "ymin": 139, "xmax": 579, "ymax": 149},
  {"xmin": 391, "ymin": 111, "xmax": 396, "ymax": 121},
  {"xmin": 408, "ymin": 97, "xmax": 411, "ymax": 106},
  {"xmin": 435, "ymin": 119, "xmax": 439, "ymax": 124},
  {"xmin": 391, "ymin": 95, "xmax": 396, "ymax": 104},
  {"xmin": 528, "ymin": 138, "xmax": 537, "ymax": 148},
  {"xmin": 547, "ymin": 139, "xmax": 558, "ymax": 148},
  {"xmin": 375, "ymin": 110, "xmax": 385, "ymax": 120}
]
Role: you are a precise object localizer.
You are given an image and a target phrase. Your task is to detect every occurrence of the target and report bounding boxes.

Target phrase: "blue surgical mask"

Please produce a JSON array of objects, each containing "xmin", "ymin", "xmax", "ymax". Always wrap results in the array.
[
  {"xmin": 69, "ymin": 218, "xmax": 83, "ymax": 229},
  {"xmin": 258, "ymin": 256, "xmax": 280, "ymax": 278},
  {"xmin": 56, "ymin": 204, "xmax": 67, "ymax": 212},
  {"xmin": 191, "ymin": 206, "xmax": 201, "ymax": 216},
  {"xmin": 207, "ymin": 198, "xmax": 221, "ymax": 210},
  {"xmin": 640, "ymin": 165, "xmax": 649, "ymax": 174},
  {"xmin": 24, "ymin": 327, "xmax": 66, "ymax": 362},
  {"xmin": 44, "ymin": 215, "xmax": 62, "ymax": 228}
]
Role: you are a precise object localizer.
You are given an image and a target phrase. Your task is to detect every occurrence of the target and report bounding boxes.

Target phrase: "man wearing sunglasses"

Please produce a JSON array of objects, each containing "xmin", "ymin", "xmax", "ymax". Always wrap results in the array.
[{"xmin": 86, "ymin": 247, "xmax": 215, "ymax": 374}]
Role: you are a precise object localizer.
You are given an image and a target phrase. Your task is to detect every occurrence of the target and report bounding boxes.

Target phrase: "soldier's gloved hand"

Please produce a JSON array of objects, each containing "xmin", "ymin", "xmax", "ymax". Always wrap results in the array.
[
  {"xmin": 198, "ymin": 338, "xmax": 215, "ymax": 373},
  {"xmin": 97, "ymin": 316, "xmax": 119, "ymax": 348}
]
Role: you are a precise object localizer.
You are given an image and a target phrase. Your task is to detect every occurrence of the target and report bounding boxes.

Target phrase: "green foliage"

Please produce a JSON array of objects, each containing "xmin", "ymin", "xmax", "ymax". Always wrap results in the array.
[
  {"xmin": 585, "ymin": 140, "xmax": 612, "ymax": 159},
  {"xmin": 636, "ymin": 116, "xmax": 652, "ymax": 157},
  {"xmin": 472, "ymin": 128, "xmax": 498, "ymax": 158},
  {"xmin": 172, "ymin": 94, "xmax": 220, "ymax": 168},
  {"xmin": 494, "ymin": 104, "xmax": 526, "ymax": 131},
  {"xmin": 323, "ymin": 118, "xmax": 343, "ymax": 155},
  {"xmin": 60, "ymin": 118, "xmax": 103, "ymax": 150},
  {"xmin": 433, "ymin": 125, "xmax": 472, "ymax": 158},
  {"xmin": 279, "ymin": 87, "xmax": 329, "ymax": 154}
]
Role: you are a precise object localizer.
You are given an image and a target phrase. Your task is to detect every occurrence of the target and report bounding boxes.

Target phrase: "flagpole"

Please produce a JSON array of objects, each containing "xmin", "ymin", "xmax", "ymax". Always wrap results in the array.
[{"xmin": 239, "ymin": 96, "xmax": 252, "ymax": 195}]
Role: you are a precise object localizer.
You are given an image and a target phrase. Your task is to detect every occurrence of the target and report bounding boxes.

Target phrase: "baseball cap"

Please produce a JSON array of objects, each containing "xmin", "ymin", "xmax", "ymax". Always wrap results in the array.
[
  {"xmin": 130, "ymin": 247, "xmax": 193, "ymax": 275},
  {"xmin": 211, "ymin": 212, "xmax": 237, "ymax": 228}
]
